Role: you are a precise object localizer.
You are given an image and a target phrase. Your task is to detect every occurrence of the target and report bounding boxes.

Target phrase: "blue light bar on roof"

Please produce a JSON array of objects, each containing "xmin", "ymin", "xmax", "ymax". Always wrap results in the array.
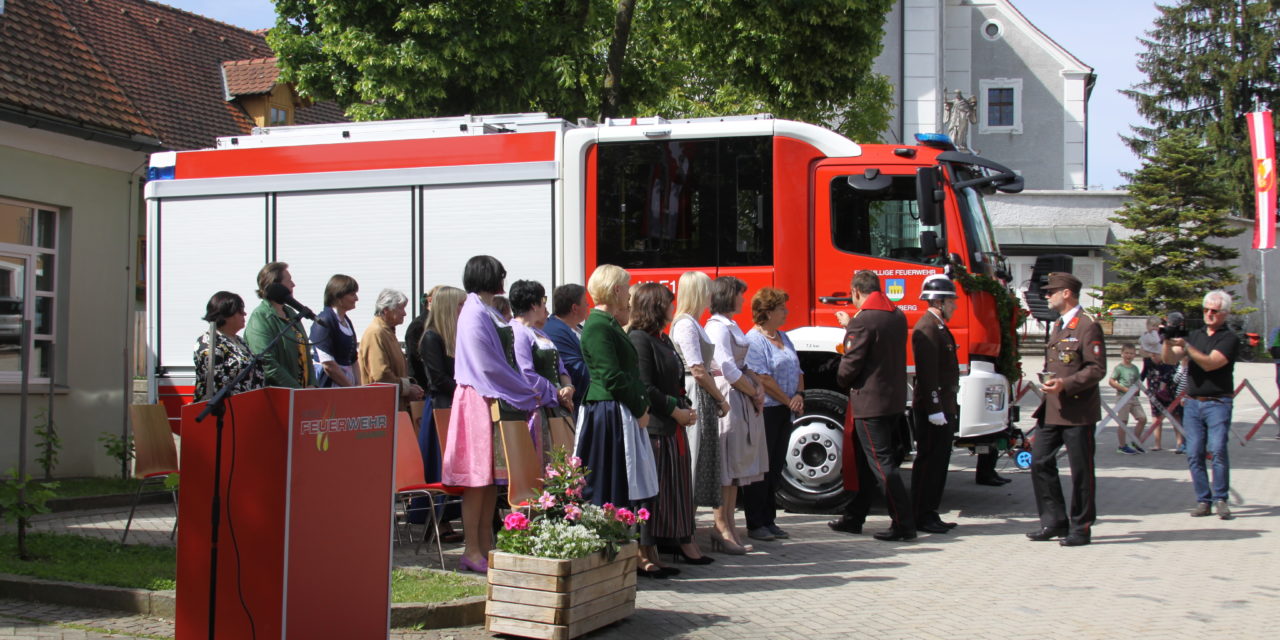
[
  {"xmin": 914, "ymin": 132, "xmax": 956, "ymax": 149},
  {"xmin": 147, "ymin": 151, "xmax": 177, "ymax": 181}
]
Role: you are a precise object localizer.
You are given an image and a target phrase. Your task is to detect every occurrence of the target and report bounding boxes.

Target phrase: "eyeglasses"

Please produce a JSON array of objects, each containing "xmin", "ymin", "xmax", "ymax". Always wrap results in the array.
[{"xmin": 1203, "ymin": 307, "xmax": 1223, "ymax": 315}]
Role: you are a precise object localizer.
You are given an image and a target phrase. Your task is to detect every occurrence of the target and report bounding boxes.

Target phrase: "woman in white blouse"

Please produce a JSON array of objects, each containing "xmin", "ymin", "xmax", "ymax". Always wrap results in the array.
[
  {"xmin": 670, "ymin": 271, "xmax": 730, "ymax": 556},
  {"xmin": 703, "ymin": 276, "xmax": 768, "ymax": 554}
]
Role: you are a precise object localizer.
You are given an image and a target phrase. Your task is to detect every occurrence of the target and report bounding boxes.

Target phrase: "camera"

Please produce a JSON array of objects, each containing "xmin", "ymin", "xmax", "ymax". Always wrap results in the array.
[{"xmin": 1158, "ymin": 311, "xmax": 1187, "ymax": 341}]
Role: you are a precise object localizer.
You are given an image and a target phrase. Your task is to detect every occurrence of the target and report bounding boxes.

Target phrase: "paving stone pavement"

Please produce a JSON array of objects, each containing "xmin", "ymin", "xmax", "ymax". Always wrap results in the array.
[{"xmin": 4, "ymin": 361, "xmax": 1278, "ymax": 639}]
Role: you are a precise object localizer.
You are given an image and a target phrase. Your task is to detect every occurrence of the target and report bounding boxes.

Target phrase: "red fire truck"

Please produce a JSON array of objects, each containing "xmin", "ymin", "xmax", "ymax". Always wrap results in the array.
[{"xmin": 145, "ymin": 112, "xmax": 1023, "ymax": 511}]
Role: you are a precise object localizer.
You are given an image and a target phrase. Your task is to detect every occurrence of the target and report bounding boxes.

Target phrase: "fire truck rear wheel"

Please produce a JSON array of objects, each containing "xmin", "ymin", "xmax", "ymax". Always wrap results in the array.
[{"xmin": 776, "ymin": 389, "xmax": 851, "ymax": 514}]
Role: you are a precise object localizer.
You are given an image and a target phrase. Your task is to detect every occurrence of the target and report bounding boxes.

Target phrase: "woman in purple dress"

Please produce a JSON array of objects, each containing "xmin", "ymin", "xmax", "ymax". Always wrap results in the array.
[
  {"xmin": 508, "ymin": 280, "xmax": 576, "ymax": 460},
  {"xmin": 441, "ymin": 256, "xmax": 540, "ymax": 573}
]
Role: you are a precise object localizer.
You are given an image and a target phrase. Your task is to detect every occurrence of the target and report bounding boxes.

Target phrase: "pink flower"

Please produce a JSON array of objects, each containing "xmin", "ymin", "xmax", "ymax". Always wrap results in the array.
[
  {"xmin": 537, "ymin": 491, "xmax": 556, "ymax": 509},
  {"xmin": 545, "ymin": 467, "xmax": 560, "ymax": 478},
  {"xmin": 575, "ymin": 476, "xmax": 587, "ymax": 487},
  {"xmin": 503, "ymin": 512, "xmax": 530, "ymax": 531},
  {"xmin": 565, "ymin": 486, "xmax": 582, "ymax": 498},
  {"xmin": 602, "ymin": 502, "xmax": 615, "ymax": 513},
  {"xmin": 564, "ymin": 504, "xmax": 582, "ymax": 521},
  {"xmin": 615, "ymin": 508, "xmax": 636, "ymax": 525},
  {"xmin": 636, "ymin": 508, "xmax": 650, "ymax": 521},
  {"xmin": 568, "ymin": 456, "xmax": 583, "ymax": 469}
]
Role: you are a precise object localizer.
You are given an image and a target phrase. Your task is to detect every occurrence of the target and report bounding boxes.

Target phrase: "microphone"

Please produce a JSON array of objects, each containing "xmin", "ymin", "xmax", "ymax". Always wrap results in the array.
[{"xmin": 264, "ymin": 283, "xmax": 317, "ymax": 320}]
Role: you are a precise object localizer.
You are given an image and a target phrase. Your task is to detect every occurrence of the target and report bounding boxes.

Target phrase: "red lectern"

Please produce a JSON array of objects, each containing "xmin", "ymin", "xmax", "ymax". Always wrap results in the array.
[{"xmin": 176, "ymin": 385, "xmax": 398, "ymax": 640}]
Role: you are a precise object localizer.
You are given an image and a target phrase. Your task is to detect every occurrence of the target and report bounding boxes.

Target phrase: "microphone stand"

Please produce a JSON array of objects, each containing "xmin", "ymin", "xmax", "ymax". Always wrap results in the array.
[{"xmin": 194, "ymin": 308, "xmax": 309, "ymax": 640}]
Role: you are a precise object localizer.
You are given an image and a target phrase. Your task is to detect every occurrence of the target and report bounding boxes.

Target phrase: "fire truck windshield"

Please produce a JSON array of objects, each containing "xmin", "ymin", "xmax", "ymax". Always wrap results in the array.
[{"xmin": 956, "ymin": 185, "xmax": 1003, "ymax": 276}]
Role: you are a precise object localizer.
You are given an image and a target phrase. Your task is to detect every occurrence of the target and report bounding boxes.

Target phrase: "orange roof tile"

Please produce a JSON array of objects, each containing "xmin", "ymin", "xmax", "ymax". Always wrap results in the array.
[
  {"xmin": 0, "ymin": 0, "xmax": 155, "ymax": 139},
  {"xmin": 0, "ymin": 0, "xmax": 347, "ymax": 151},
  {"xmin": 222, "ymin": 58, "xmax": 281, "ymax": 98}
]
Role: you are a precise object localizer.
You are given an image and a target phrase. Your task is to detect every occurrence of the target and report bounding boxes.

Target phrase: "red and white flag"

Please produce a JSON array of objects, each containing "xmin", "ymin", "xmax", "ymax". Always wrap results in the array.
[{"xmin": 1247, "ymin": 110, "xmax": 1276, "ymax": 249}]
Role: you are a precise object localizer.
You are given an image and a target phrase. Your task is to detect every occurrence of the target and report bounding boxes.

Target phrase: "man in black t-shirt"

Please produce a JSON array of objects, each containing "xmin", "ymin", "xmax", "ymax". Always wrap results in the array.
[{"xmin": 1162, "ymin": 290, "xmax": 1238, "ymax": 519}]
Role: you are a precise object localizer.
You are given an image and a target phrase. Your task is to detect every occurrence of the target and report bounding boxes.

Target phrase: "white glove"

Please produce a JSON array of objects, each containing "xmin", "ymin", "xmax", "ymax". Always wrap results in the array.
[{"xmin": 928, "ymin": 412, "xmax": 947, "ymax": 426}]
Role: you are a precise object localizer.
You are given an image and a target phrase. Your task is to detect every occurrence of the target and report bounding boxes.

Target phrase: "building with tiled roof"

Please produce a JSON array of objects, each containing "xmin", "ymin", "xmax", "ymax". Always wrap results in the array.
[
  {"xmin": 0, "ymin": 0, "xmax": 345, "ymax": 478},
  {"xmin": 2, "ymin": 0, "xmax": 344, "ymax": 152}
]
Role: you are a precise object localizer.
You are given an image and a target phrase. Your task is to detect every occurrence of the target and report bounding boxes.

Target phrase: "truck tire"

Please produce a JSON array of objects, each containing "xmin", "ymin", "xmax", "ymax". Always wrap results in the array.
[{"xmin": 776, "ymin": 389, "xmax": 851, "ymax": 514}]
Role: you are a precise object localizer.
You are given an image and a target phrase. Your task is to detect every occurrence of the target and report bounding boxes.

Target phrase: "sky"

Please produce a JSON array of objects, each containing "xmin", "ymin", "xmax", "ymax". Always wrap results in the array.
[{"xmin": 159, "ymin": 0, "xmax": 1161, "ymax": 190}]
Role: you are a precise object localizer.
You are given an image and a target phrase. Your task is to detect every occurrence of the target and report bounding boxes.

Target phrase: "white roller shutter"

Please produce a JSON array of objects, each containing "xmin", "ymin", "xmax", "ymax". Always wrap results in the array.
[
  {"xmin": 275, "ymin": 188, "xmax": 415, "ymax": 341},
  {"xmin": 423, "ymin": 182, "xmax": 554, "ymax": 290},
  {"xmin": 155, "ymin": 195, "xmax": 267, "ymax": 372}
]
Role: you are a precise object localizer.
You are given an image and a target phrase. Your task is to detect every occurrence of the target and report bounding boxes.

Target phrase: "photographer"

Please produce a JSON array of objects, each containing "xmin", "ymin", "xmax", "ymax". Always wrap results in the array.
[{"xmin": 1162, "ymin": 290, "xmax": 1238, "ymax": 519}]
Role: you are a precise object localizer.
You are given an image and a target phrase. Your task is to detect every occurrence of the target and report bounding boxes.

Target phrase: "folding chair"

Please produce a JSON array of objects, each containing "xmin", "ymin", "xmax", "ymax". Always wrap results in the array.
[
  {"xmin": 392, "ymin": 413, "xmax": 462, "ymax": 567},
  {"xmin": 122, "ymin": 404, "xmax": 179, "ymax": 544}
]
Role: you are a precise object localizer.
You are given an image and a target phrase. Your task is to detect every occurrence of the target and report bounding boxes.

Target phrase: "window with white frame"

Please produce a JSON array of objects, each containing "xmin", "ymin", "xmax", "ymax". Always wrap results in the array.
[
  {"xmin": 0, "ymin": 199, "xmax": 59, "ymax": 383},
  {"xmin": 979, "ymin": 78, "xmax": 1023, "ymax": 134}
]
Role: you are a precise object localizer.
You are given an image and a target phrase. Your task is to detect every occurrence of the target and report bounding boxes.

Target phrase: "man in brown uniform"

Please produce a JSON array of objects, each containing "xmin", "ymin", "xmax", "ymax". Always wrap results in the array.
[
  {"xmin": 836, "ymin": 270, "xmax": 913, "ymax": 541},
  {"xmin": 1028, "ymin": 272, "xmax": 1105, "ymax": 547},
  {"xmin": 911, "ymin": 275, "xmax": 961, "ymax": 534}
]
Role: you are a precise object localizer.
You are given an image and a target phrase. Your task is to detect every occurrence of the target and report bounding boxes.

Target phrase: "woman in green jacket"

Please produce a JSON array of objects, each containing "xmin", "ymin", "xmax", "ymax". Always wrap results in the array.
[
  {"xmin": 243, "ymin": 261, "xmax": 314, "ymax": 388},
  {"xmin": 574, "ymin": 264, "xmax": 656, "ymax": 508}
]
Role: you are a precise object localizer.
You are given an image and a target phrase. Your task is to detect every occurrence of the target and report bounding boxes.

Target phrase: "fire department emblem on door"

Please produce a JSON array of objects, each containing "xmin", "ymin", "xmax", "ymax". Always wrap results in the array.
[{"xmin": 886, "ymin": 278, "xmax": 906, "ymax": 302}]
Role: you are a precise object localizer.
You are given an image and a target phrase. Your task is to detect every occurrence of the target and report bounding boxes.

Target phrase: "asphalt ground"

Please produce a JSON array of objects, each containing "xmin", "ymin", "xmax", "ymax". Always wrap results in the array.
[{"xmin": 3, "ymin": 359, "xmax": 1278, "ymax": 639}]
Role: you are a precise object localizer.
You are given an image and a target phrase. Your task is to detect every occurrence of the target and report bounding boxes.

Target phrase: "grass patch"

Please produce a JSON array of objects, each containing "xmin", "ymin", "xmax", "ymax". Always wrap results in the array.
[
  {"xmin": 49, "ymin": 477, "xmax": 144, "ymax": 499},
  {"xmin": 0, "ymin": 532, "xmax": 176, "ymax": 590},
  {"xmin": 391, "ymin": 568, "xmax": 485, "ymax": 603},
  {"xmin": 2, "ymin": 532, "xmax": 482, "ymax": 605}
]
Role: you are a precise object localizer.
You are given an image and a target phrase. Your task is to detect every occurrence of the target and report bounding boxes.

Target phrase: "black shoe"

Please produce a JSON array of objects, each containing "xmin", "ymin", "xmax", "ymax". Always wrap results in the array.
[
  {"xmin": 827, "ymin": 518, "xmax": 864, "ymax": 535},
  {"xmin": 657, "ymin": 566, "xmax": 681, "ymax": 577},
  {"xmin": 939, "ymin": 520, "xmax": 958, "ymax": 529},
  {"xmin": 976, "ymin": 476, "xmax": 1006, "ymax": 486},
  {"xmin": 671, "ymin": 549, "xmax": 715, "ymax": 565},
  {"xmin": 1059, "ymin": 533, "xmax": 1091, "ymax": 547},
  {"xmin": 873, "ymin": 528, "xmax": 917, "ymax": 541},
  {"xmin": 1026, "ymin": 526, "xmax": 1068, "ymax": 541},
  {"xmin": 637, "ymin": 566, "xmax": 669, "ymax": 579},
  {"xmin": 918, "ymin": 521, "xmax": 951, "ymax": 534}
]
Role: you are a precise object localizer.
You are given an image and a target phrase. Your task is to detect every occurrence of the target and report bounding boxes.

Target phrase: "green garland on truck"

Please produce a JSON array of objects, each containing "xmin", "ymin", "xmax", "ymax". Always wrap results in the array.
[{"xmin": 951, "ymin": 265, "xmax": 1027, "ymax": 384}]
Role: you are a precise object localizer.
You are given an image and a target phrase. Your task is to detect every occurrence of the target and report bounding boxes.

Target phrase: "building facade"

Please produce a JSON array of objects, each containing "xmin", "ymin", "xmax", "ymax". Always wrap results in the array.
[{"xmin": 0, "ymin": 0, "xmax": 342, "ymax": 477}]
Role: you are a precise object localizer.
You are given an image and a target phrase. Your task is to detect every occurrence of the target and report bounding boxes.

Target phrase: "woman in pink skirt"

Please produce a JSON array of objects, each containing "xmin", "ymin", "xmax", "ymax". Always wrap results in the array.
[{"xmin": 442, "ymin": 255, "xmax": 540, "ymax": 573}]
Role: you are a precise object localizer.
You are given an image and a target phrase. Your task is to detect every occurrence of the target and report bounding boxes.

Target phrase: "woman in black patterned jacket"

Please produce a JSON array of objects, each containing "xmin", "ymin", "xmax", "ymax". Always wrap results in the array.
[{"xmin": 193, "ymin": 291, "xmax": 264, "ymax": 401}]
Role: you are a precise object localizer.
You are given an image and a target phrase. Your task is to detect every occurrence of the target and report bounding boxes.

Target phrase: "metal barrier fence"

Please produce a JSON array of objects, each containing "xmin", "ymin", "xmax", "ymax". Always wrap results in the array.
[{"xmin": 1014, "ymin": 377, "xmax": 1279, "ymax": 449}]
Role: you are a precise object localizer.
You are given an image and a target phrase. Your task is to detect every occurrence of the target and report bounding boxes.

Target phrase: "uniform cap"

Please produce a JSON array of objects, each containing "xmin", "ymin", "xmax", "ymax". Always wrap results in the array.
[{"xmin": 1043, "ymin": 272, "xmax": 1082, "ymax": 294}]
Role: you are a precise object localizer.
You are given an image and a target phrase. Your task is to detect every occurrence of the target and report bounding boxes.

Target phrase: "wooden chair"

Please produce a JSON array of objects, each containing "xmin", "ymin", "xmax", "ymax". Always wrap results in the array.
[
  {"xmin": 499, "ymin": 415, "xmax": 543, "ymax": 509},
  {"xmin": 433, "ymin": 408, "xmax": 451, "ymax": 453},
  {"xmin": 122, "ymin": 404, "xmax": 179, "ymax": 544},
  {"xmin": 547, "ymin": 411, "xmax": 576, "ymax": 455},
  {"xmin": 393, "ymin": 413, "xmax": 462, "ymax": 567},
  {"xmin": 408, "ymin": 401, "xmax": 425, "ymax": 437}
]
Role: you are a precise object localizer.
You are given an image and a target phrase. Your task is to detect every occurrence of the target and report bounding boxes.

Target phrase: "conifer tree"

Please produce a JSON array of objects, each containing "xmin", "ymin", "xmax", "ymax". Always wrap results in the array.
[
  {"xmin": 1122, "ymin": 0, "xmax": 1280, "ymax": 217},
  {"xmin": 1102, "ymin": 130, "xmax": 1243, "ymax": 315}
]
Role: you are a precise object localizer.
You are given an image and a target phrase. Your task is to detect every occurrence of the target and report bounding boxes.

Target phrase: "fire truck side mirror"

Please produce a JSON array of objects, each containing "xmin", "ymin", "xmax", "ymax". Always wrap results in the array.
[
  {"xmin": 916, "ymin": 167, "xmax": 943, "ymax": 227},
  {"xmin": 919, "ymin": 230, "xmax": 941, "ymax": 259}
]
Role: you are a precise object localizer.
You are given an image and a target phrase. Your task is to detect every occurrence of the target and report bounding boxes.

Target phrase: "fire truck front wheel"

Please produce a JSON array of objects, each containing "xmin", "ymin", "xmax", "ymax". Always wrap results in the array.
[{"xmin": 776, "ymin": 389, "xmax": 851, "ymax": 514}]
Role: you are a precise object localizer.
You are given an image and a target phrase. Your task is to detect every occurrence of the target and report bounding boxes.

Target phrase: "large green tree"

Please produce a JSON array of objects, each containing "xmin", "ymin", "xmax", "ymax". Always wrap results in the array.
[
  {"xmin": 267, "ymin": 0, "xmax": 894, "ymax": 141},
  {"xmin": 1102, "ymin": 129, "xmax": 1243, "ymax": 315},
  {"xmin": 1122, "ymin": 0, "xmax": 1280, "ymax": 217}
]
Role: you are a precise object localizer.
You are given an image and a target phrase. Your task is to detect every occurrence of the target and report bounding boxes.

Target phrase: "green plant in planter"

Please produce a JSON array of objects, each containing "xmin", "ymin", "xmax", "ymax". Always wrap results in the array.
[{"xmin": 497, "ymin": 447, "xmax": 646, "ymax": 560}]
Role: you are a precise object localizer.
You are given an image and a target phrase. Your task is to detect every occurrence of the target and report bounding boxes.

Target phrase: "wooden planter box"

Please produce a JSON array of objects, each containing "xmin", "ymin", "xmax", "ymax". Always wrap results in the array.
[{"xmin": 485, "ymin": 542, "xmax": 638, "ymax": 640}]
